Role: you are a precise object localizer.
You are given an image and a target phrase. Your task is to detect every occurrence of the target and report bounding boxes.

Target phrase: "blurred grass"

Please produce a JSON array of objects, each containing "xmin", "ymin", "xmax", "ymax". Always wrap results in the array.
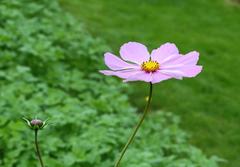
[{"xmin": 59, "ymin": 0, "xmax": 240, "ymax": 166}]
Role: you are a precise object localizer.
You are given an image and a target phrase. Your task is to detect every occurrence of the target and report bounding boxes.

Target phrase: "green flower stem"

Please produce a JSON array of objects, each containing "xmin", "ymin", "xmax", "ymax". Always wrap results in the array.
[
  {"xmin": 114, "ymin": 83, "xmax": 153, "ymax": 167},
  {"xmin": 35, "ymin": 130, "xmax": 45, "ymax": 167}
]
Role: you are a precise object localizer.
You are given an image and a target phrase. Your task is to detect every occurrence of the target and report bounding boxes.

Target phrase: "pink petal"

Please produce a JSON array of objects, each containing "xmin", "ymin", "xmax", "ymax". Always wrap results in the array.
[
  {"xmin": 151, "ymin": 71, "xmax": 172, "ymax": 84},
  {"xmin": 159, "ymin": 51, "xmax": 202, "ymax": 78},
  {"xmin": 160, "ymin": 54, "xmax": 181, "ymax": 65},
  {"xmin": 166, "ymin": 51, "xmax": 199, "ymax": 66},
  {"xmin": 179, "ymin": 65, "xmax": 202, "ymax": 77},
  {"xmin": 120, "ymin": 42, "xmax": 150, "ymax": 64},
  {"xmin": 160, "ymin": 64, "xmax": 184, "ymax": 70},
  {"xmin": 160, "ymin": 65, "xmax": 202, "ymax": 78},
  {"xmin": 151, "ymin": 43, "xmax": 179, "ymax": 64},
  {"xmin": 104, "ymin": 52, "xmax": 138, "ymax": 70},
  {"xmin": 99, "ymin": 69, "xmax": 141, "ymax": 79},
  {"xmin": 123, "ymin": 71, "xmax": 152, "ymax": 83},
  {"xmin": 159, "ymin": 69, "xmax": 184, "ymax": 79}
]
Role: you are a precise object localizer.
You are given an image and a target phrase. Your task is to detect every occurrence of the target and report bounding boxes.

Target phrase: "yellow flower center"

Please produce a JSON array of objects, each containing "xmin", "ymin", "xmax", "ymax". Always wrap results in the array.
[{"xmin": 141, "ymin": 61, "xmax": 160, "ymax": 73}]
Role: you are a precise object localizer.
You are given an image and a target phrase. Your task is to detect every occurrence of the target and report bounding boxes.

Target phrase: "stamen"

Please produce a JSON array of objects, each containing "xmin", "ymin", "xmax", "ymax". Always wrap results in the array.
[{"xmin": 141, "ymin": 61, "xmax": 160, "ymax": 73}]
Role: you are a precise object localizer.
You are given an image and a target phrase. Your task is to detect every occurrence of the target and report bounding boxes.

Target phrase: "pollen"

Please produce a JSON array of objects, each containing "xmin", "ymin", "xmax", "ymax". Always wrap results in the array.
[{"xmin": 141, "ymin": 60, "xmax": 160, "ymax": 73}]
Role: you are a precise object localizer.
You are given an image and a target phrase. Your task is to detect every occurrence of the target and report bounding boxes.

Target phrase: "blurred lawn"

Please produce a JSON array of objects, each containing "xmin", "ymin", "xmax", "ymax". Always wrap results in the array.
[{"xmin": 60, "ymin": 0, "xmax": 240, "ymax": 166}]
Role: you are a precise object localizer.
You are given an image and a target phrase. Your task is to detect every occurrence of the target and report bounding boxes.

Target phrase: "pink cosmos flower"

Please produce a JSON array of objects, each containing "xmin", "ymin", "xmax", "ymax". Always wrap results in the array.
[{"xmin": 100, "ymin": 42, "xmax": 202, "ymax": 83}]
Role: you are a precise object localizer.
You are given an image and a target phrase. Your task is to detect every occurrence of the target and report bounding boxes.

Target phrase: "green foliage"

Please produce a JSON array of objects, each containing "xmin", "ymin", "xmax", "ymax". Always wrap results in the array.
[{"xmin": 0, "ymin": 0, "xmax": 220, "ymax": 166}]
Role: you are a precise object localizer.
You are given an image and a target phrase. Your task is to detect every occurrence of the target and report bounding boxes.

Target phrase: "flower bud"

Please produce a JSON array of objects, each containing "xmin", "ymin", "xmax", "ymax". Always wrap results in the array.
[{"xmin": 23, "ymin": 118, "xmax": 48, "ymax": 130}]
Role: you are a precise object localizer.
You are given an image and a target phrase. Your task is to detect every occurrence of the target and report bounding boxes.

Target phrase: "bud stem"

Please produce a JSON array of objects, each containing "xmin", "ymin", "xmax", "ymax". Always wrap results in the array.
[
  {"xmin": 35, "ymin": 130, "xmax": 45, "ymax": 167},
  {"xmin": 114, "ymin": 83, "xmax": 153, "ymax": 167}
]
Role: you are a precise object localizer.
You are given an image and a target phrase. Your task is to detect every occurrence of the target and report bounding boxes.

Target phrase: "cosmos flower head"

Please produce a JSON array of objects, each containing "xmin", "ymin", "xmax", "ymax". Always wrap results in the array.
[{"xmin": 100, "ymin": 42, "xmax": 202, "ymax": 83}]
